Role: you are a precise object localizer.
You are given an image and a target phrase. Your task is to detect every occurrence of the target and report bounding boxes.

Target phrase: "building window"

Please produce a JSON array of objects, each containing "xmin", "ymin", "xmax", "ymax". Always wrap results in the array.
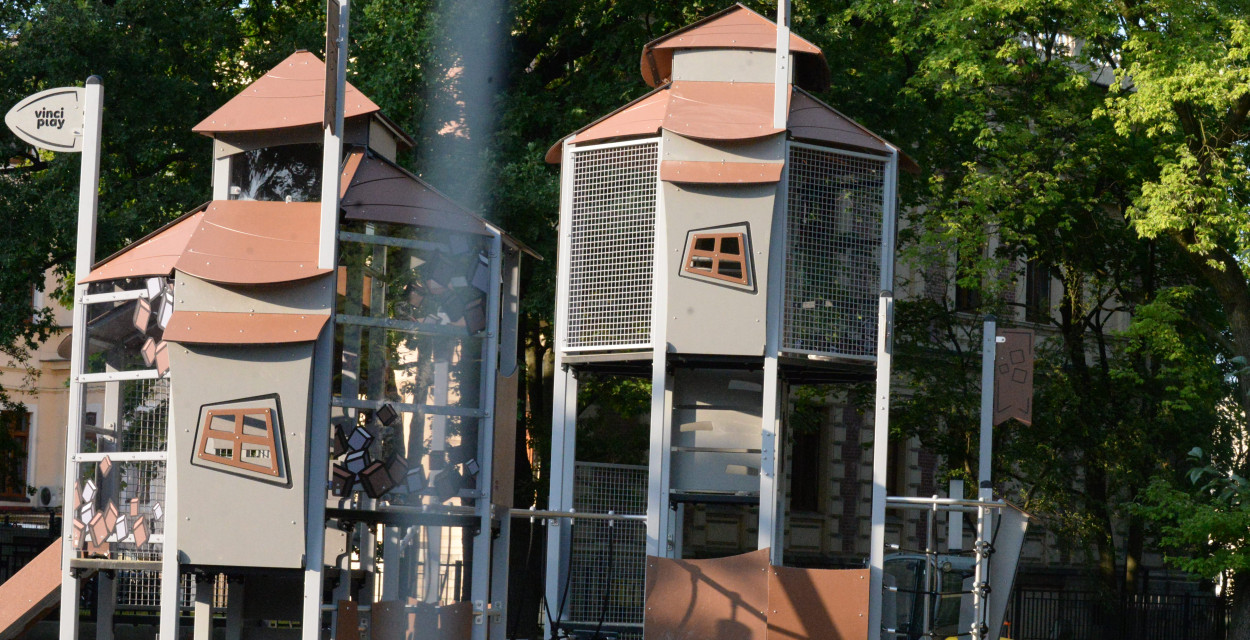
[
  {"xmin": 954, "ymin": 246, "xmax": 984, "ymax": 312},
  {"xmin": 1025, "ymin": 259, "xmax": 1051, "ymax": 323},
  {"xmin": 682, "ymin": 230, "xmax": 752, "ymax": 287},
  {"xmin": 0, "ymin": 410, "xmax": 31, "ymax": 501}
]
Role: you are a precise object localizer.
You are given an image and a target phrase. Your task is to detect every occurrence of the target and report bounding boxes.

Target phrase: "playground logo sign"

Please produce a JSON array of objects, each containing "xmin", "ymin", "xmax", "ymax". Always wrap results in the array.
[{"xmin": 5, "ymin": 86, "xmax": 86, "ymax": 152}]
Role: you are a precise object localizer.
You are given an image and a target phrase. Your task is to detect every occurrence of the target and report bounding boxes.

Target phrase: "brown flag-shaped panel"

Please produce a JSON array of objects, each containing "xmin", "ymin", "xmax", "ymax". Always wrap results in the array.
[{"xmin": 994, "ymin": 328, "xmax": 1035, "ymax": 426}]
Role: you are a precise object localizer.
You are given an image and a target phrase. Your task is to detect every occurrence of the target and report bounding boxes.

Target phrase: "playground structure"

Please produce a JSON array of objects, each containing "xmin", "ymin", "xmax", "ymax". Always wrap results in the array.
[{"xmin": 0, "ymin": 4, "xmax": 1031, "ymax": 640}]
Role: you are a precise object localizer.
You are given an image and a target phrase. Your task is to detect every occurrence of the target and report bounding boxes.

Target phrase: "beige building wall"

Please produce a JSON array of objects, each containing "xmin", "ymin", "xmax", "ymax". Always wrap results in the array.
[{"xmin": 0, "ymin": 270, "xmax": 71, "ymax": 510}]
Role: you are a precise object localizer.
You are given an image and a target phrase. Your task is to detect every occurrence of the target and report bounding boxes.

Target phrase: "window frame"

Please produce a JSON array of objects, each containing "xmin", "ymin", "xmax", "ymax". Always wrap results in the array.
[{"xmin": 0, "ymin": 408, "xmax": 33, "ymax": 502}]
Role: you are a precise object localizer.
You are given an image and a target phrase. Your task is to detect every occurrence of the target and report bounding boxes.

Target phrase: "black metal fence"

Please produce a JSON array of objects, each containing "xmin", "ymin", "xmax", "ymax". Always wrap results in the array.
[
  {"xmin": 1005, "ymin": 589, "xmax": 1226, "ymax": 640},
  {"xmin": 0, "ymin": 512, "xmax": 59, "ymax": 584}
]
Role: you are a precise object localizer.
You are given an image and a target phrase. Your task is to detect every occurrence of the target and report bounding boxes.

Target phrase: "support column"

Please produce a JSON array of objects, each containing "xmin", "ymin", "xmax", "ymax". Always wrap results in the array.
[
  {"xmin": 304, "ymin": 2, "xmax": 350, "ymax": 636},
  {"xmin": 758, "ymin": 356, "xmax": 783, "ymax": 564},
  {"xmin": 60, "ymin": 74, "xmax": 103, "ymax": 640},
  {"xmin": 225, "ymin": 578, "xmax": 244, "ymax": 640},
  {"xmin": 97, "ymin": 573, "xmax": 116, "ymax": 640},
  {"xmin": 544, "ymin": 366, "xmax": 577, "ymax": 620},
  {"xmin": 193, "ymin": 574, "xmax": 213, "ymax": 640},
  {"xmin": 867, "ymin": 291, "xmax": 895, "ymax": 640}
]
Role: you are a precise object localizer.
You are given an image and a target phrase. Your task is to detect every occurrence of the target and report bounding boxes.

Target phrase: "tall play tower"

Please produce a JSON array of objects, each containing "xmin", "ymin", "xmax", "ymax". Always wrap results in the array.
[{"xmin": 543, "ymin": 2, "xmax": 916, "ymax": 635}]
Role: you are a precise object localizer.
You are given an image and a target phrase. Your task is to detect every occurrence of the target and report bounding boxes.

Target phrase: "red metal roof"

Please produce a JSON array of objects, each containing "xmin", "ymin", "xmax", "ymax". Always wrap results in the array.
[
  {"xmin": 640, "ymin": 4, "xmax": 829, "ymax": 91},
  {"xmin": 163, "ymin": 311, "xmax": 329, "ymax": 345},
  {"xmin": 174, "ymin": 200, "xmax": 328, "ymax": 285},
  {"xmin": 790, "ymin": 88, "xmax": 920, "ymax": 174},
  {"xmin": 545, "ymin": 81, "xmax": 786, "ymax": 163},
  {"xmin": 82, "ymin": 205, "xmax": 208, "ymax": 283},
  {"xmin": 665, "ymin": 81, "xmax": 783, "ymax": 140},
  {"xmin": 192, "ymin": 51, "xmax": 380, "ymax": 135}
]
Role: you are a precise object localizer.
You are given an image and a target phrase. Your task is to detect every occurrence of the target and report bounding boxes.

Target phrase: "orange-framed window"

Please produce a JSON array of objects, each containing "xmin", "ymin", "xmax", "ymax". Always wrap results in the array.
[
  {"xmin": 0, "ymin": 410, "xmax": 31, "ymax": 501},
  {"xmin": 684, "ymin": 232, "xmax": 749, "ymax": 285}
]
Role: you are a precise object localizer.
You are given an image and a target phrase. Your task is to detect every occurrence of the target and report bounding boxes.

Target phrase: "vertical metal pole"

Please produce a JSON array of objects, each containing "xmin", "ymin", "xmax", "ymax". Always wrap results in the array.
[
  {"xmin": 305, "ymin": 2, "xmax": 348, "ymax": 637},
  {"xmin": 60, "ymin": 75, "xmax": 102, "ymax": 640},
  {"xmin": 544, "ymin": 367, "xmax": 577, "ymax": 617},
  {"xmin": 867, "ymin": 291, "xmax": 894, "ymax": 640},
  {"xmin": 645, "ymin": 136, "xmax": 671, "ymax": 559},
  {"xmin": 868, "ymin": 149, "xmax": 900, "ymax": 640},
  {"xmin": 470, "ymin": 232, "xmax": 503, "ymax": 640},
  {"xmin": 159, "ymin": 388, "xmax": 180, "ymax": 640},
  {"xmin": 758, "ymin": 357, "xmax": 782, "ymax": 562},
  {"xmin": 972, "ymin": 316, "xmax": 996, "ymax": 640},
  {"xmin": 193, "ymin": 575, "xmax": 213, "ymax": 640},
  {"xmin": 948, "ymin": 479, "xmax": 965, "ymax": 551},
  {"xmin": 978, "ymin": 317, "xmax": 996, "ymax": 502},
  {"xmin": 773, "ymin": 0, "xmax": 791, "ymax": 130}
]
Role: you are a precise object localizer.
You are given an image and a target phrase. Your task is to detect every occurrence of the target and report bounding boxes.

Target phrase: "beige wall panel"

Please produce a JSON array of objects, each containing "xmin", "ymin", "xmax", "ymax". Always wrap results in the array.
[
  {"xmin": 663, "ymin": 180, "xmax": 778, "ymax": 356},
  {"xmin": 169, "ymin": 341, "xmax": 314, "ymax": 568},
  {"xmin": 368, "ymin": 119, "xmax": 398, "ymax": 162},
  {"xmin": 174, "ymin": 272, "xmax": 333, "ymax": 315},
  {"xmin": 663, "ymin": 131, "xmax": 784, "ymax": 163},
  {"xmin": 671, "ymin": 49, "xmax": 791, "ymax": 84}
]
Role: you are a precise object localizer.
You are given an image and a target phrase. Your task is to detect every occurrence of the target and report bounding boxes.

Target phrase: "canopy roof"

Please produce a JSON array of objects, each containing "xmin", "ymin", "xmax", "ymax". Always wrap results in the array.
[
  {"xmin": 640, "ymin": 4, "xmax": 829, "ymax": 91},
  {"xmin": 85, "ymin": 149, "xmax": 539, "ymax": 287},
  {"xmin": 193, "ymin": 51, "xmax": 383, "ymax": 136},
  {"xmin": 545, "ymin": 84, "xmax": 919, "ymax": 174}
]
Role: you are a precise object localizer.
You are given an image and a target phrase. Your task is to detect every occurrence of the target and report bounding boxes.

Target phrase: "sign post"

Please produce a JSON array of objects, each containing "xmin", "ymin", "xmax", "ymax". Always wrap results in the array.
[{"xmin": 7, "ymin": 76, "xmax": 103, "ymax": 640}]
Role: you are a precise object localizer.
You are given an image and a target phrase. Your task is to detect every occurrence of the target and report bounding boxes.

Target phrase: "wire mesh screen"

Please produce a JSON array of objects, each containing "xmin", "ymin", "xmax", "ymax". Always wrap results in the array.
[
  {"xmin": 783, "ymin": 145, "xmax": 887, "ymax": 358},
  {"xmin": 121, "ymin": 378, "xmax": 169, "ymax": 452},
  {"xmin": 567, "ymin": 462, "xmax": 647, "ymax": 636},
  {"xmin": 565, "ymin": 141, "xmax": 658, "ymax": 350}
]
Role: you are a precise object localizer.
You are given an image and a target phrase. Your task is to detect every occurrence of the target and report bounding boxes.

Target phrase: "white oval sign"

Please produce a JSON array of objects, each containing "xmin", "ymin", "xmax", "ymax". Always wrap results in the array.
[{"xmin": 5, "ymin": 86, "xmax": 86, "ymax": 153}]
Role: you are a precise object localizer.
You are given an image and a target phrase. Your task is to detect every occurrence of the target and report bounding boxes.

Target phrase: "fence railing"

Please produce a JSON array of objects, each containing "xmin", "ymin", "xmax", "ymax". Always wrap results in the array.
[{"xmin": 1005, "ymin": 589, "xmax": 1226, "ymax": 640}]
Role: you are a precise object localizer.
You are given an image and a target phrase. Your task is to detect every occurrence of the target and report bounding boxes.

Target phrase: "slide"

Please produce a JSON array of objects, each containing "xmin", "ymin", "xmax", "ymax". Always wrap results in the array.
[{"xmin": 0, "ymin": 538, "xmax": 62, "ymax": 640}]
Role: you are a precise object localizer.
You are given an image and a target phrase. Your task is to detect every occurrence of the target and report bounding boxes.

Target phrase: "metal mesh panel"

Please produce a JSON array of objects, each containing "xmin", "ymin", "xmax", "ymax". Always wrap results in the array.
[
  {"xmin": 567, "ymin": 462, "xmax": 647, "ymax": 636},
  {"xmin": 783, "ymin": 145, "xmax": 886, "ymax": 358},
  {"xmin": 566, "ymin": 141, "xmax": 658, "ymax": 350},
  {"xmin": 121, "ymin": 378, "xmax": 169, "ymax": 452}
]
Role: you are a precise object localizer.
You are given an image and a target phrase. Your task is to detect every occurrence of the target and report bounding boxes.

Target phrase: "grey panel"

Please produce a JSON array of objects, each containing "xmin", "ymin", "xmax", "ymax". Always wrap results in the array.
[
  {"xmin": 169, "ymin": 342, "xmax": 314, "ymax": 568},
  {"xmin": 662, "ymin": 131, "xmax": 784, "ymax": 163},
  {"xmin": 662, "ymin": 178, "xmax": 779, "ymax": 356},
  {"xmin": 988, "ymin": 504, "xmax": 1030, "ymax": 639},
  {"xmin": 671, "ymin": 49, "xmax": 790, "ymax": 84},
  {"xmin": 174, "ymin": 272, "xmax": 334, "ymax": 315},
  {"xmin": 669, "ymin": 369, "xmax": 763, "ymax": 493}
]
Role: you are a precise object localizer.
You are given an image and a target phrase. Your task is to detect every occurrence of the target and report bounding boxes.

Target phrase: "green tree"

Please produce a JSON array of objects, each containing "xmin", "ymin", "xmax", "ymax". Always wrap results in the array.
[{"xmin": 837, "ymin": 0, "xmax": 1242, "ymax": 616}]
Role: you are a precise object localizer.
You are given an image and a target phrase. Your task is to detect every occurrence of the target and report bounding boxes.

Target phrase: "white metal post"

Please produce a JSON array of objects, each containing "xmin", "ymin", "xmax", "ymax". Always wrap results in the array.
[
  {"xmin": 470, "ymin": 232, "xmax": 503, "ymax": 640},
  {"xmin": 773, "ymin": 0, "xmax": 791, "ymax": 130},
  {"xmin": 758, "ymin": 357, "xmax": 782, "ymax": 563},
  {"xmin": 59, "ymin": 75, "xmax": 102, "ymax": 640},
  {"xmin": 304, "ymin": 1, "xmax": 349, "ymax": 636},
  {"xmin": 868, "ymin": 149, "xmax": 900, "ymax": 640},
  {"xmin": 978, "ymin": 317, "xmax": 996, "ymax": 502},
  {"xmin": 645, "ymin": 136, "xmax": 671, "ymax": 559},
  {"xmin": 544, "ymin": 367, "xmax": 578, "ymax": 617},
  {"xmin": 158, "ymin": 389, "xmax": 180, "ymax": 640},
  {"xmin": 193, "ymin": 575, "xmax": 213, "ymax": 640},
  {"xmin": 972, "ymin": 316, "xmax": 997, "ymax": 640},
  {"xmin": 867, "ymin": 291, "xmax": 894, "ymax": 640},
  {"xmin": 760, "ymin": 139, "xmax": 790, "ymax": 565}
]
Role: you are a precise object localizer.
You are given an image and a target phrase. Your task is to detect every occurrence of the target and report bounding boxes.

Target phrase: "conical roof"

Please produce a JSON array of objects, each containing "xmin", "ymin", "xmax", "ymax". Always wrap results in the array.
[
  {"xmin": 640, "ymin": 3, "xmax": 830, "ymax": 91},
  {"xmin": 192, "ymin": 51, "xmax": 381, "ymax": 135}
]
